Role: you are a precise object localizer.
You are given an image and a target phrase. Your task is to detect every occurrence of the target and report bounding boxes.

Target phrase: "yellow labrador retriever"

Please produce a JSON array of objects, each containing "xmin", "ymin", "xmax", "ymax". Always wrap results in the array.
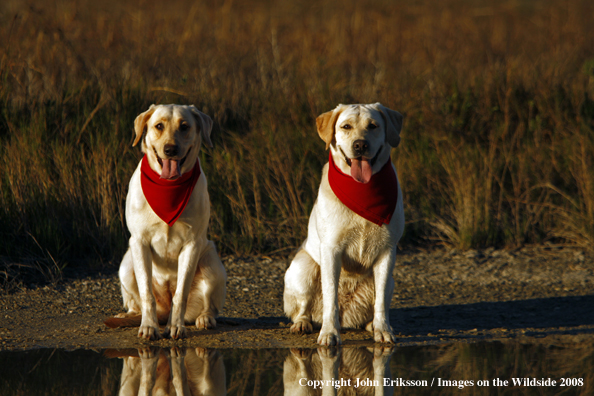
[
  {"xmin": 284, "ymin": 103, "xmax": 404, "ymax": 346},
  {"xmin": 104, "ymin": 104, "xmax": 226, "ymax": 340}
]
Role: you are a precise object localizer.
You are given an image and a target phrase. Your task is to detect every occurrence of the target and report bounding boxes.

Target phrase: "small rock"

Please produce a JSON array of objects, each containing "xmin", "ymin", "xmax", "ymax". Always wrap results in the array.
[{"xmin": 464, "ymin": 250, "xmax": 479, "ymax": 259}]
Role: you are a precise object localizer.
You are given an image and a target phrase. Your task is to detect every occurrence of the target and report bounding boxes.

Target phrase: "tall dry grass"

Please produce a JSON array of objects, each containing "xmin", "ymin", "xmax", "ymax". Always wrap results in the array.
[{"xmin": 0, "ymin": 0, "xmax": 593, "ymax": 286}]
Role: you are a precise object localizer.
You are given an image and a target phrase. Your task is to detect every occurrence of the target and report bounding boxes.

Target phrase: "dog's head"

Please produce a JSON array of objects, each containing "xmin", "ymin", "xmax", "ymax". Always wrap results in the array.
[
  {"xmin": 316, "ymin": 103, "xmax": 403, "ymax": 183},
  {"xmin": 133, "ymin": 104, "xmax": 213, "ymax": 180}
]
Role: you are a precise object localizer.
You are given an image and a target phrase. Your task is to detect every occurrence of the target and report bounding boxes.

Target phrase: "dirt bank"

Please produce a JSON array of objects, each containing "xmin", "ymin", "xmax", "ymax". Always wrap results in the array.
[{"xmin": 1, "ymin": 246, "xmax": 594, "ymax": 351}]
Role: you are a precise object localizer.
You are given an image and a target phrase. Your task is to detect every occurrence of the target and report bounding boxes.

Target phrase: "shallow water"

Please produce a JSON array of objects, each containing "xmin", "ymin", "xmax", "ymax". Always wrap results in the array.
[{"xmin": 1, "ymin": 341, "xmax": 592, "ymax": 395}]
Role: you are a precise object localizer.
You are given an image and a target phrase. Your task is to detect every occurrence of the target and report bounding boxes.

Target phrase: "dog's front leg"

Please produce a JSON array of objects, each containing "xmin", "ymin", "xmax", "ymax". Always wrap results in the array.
[
  {"xmin": 371, "ymin": 248, "xmax": 397, "ymax": 343},
  {"xmin": 372, "ymin": 346, "xmax": 395, "ymax": 396},
  {"xmin": 318, "ymin": 347, "xmax": 341, "ymax": 396},
  {"xmin": 169, "ymin": 347, "xmax": 190, "ymax": 396},
  {"xmin": 318, "ymin": 246, "xmax": 342, "ymax": 346},
  {"xmin": 130, "ymin": 237, "xmax": 162, "ymax": 340},
  {"xmin": 164, "ymin": 241, "xmax": 200, "ymax": 339},
  {"xmin": 138, "ymin": 347, "xmax": 159, "ymax": 396}
]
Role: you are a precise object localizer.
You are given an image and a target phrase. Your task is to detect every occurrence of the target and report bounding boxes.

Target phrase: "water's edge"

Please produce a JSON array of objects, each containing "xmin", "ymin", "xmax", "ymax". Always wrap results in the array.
[{"xmin": 1, "ymin": 340, "xmax": 593, "ymax": 395}]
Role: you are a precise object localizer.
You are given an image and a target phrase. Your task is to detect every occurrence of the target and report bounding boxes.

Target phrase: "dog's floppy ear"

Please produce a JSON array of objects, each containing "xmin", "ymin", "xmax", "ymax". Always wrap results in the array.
[
  {"xmin": 189, "ymin": 105, "xmax": 214, "ymax": 148},
  {"xmin": 133, "ymin": 105, "xmax": 157, "ymax": 147},
  {"xmin": 316, "ymin": 105, "xmax": 344, "ymax": 150},
  {"xmin": 376, "ymin": 103, "xmax": 403, "ymax": 148}
]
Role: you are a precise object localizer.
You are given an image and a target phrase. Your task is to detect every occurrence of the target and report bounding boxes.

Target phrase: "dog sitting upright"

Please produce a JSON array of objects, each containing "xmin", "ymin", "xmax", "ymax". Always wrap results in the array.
[
  {"xmin": 104, "ymin": 104, "xmax": 227, "ymax": 340},
  {"xmin": 284, "ymin": 103, "xmax": 404, "ymax": 346}
]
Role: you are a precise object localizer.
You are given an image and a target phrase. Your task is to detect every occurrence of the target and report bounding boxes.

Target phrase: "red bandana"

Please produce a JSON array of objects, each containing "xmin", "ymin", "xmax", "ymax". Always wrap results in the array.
[
  {"xmin": 328, "ymin": 153, "xmax": 398, "ymax": 226},
  {"xmin": 140, "ymin": 155, "xmax": 201, "ymax": 226}
]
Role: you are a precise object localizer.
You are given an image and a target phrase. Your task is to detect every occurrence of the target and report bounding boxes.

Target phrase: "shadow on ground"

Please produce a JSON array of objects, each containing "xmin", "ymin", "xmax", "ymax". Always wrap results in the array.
[
  {"xmin": 219, "ymin": 294, "xmax": 594, "ymax": 345},
  {"xmin": 392, "ymin": 294, "xmax": 594, "ymax": 336}
]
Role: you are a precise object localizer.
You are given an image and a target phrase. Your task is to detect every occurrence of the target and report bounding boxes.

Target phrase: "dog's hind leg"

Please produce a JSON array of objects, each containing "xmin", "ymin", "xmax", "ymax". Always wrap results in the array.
[
  {"xmin": 284, "ymin": 248, "xmax": 320, "ymax": 335},
  {"xmin": 103, "ymin": 250, "xmax": 145, "ymax": 328},
  {"xmin": 118, "ymin": 249, "xmax": 142, "ymax": 316},
  {"xmin": 186, "ymin": 241, "xmax": 227, "ymax": 330}
]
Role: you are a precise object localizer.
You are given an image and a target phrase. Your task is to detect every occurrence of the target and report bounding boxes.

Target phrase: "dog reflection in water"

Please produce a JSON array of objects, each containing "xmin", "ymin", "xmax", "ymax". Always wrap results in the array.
[
  {"xmin": 284, "ymin": 347, "xmax": 394, "ymax": 396},
  {"xmin": 106, "ymin": 347, "xmax": 225, "ymax": 396}
]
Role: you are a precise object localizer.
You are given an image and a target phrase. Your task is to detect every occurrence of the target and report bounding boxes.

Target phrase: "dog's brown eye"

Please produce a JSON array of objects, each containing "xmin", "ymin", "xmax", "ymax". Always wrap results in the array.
[
  {"xmin": 180, "ymin": 123, "xmax": 189, "ymax": 131},
  {"xmin": 368, "ymin": 123, "xmax": 378, "ymax": 129},
  {"xmin": 342, "ymin": 124, "xmax": 352, "ymax": 130},
  {"xmin": 155, "ymin": 123, "xmax": 164, "ymax": 130}
]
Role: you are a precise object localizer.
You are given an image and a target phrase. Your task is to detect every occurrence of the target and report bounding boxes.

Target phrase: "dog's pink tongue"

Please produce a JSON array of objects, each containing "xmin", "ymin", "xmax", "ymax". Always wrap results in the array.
[
  {"xmin": 160, "ymin": 158, "xmax": 181, "ymax": 180},
  {"xmin": 350, "ymin": 158, "xmax": 372, "ymax": 184}
]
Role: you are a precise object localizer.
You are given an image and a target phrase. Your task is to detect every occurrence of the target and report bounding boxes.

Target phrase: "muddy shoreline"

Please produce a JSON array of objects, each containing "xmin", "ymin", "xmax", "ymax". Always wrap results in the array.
[{"xmin": 1, "ymin": 246, "xmax": 593, "ymax": 351}]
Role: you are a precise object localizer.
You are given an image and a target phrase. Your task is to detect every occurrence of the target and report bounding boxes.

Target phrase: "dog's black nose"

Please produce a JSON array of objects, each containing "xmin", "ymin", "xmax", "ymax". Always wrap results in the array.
[
  {"xmin": 352, "ymin": 140, "xmax": 369, "ymax": 156},
  {"xmin": 164, "ymin": 144, "xmax": 179, "ymax": 157}
]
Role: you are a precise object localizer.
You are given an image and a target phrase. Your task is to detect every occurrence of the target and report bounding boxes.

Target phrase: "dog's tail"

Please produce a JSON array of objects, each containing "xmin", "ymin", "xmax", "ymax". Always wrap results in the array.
[
  {"xmin": 103, "ymin": 313, "xmax": 169, "ymax": 328},
  {"xmin": 103, "ymin": 315, "xmax": 142, "ymax": 328}
]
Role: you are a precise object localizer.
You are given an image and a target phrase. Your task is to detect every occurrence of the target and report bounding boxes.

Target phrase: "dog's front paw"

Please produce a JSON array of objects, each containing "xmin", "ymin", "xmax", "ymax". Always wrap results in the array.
[
  {"xmin": 164, "ymin": 325, "xmax": 187, "ymax": 340},
  {"xmin": 196, "ymin": 315, "xmax": 216, "ymax": 330},
  {"xmin": 374, "ymin": 331, "xmax": 396, "ymax": 343},
  {"xmin": 290, "ymin": 320, "xmax": 313, "ymax": 335},
  {"xmin": 372, "ymin": 323, "xmax": 396, "ymax": 343},
  {"xmin": 138, "ymin": 325, "xmax": 162, "ymax": 340},
  {"xmin": 317, "ymin": 346, "xmax": 340, "ymax": 361},
  {"xmin": 317, "ymin": 328, "xmax": 342, "ymax": 346},
  {"xmin": 169, "ymin": 347, "xmax": 186, "ymax": 359},
  {"xmin": 138, "ymin": 346, "xmax": 159, "ymax": 359},
  {"xmin": 371, "ymin": 344, "xmax": 395, "ymax": 358}
]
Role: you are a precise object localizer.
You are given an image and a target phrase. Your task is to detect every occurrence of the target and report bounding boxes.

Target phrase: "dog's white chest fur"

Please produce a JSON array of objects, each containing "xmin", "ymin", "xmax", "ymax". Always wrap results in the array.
[
  {"xmin": 148, "ymin": 224, "xmax": 190, "ymax": 265},
  {"xmin": 341, "ymin": 222, "xmax": 393, "ymax": 271}
]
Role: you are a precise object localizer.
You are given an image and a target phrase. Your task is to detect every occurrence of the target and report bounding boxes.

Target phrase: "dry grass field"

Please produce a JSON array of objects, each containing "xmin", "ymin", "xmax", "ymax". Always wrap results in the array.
[{"xmin": 1, "ymin": 0, "xmax": 593, "ymax": 288}]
